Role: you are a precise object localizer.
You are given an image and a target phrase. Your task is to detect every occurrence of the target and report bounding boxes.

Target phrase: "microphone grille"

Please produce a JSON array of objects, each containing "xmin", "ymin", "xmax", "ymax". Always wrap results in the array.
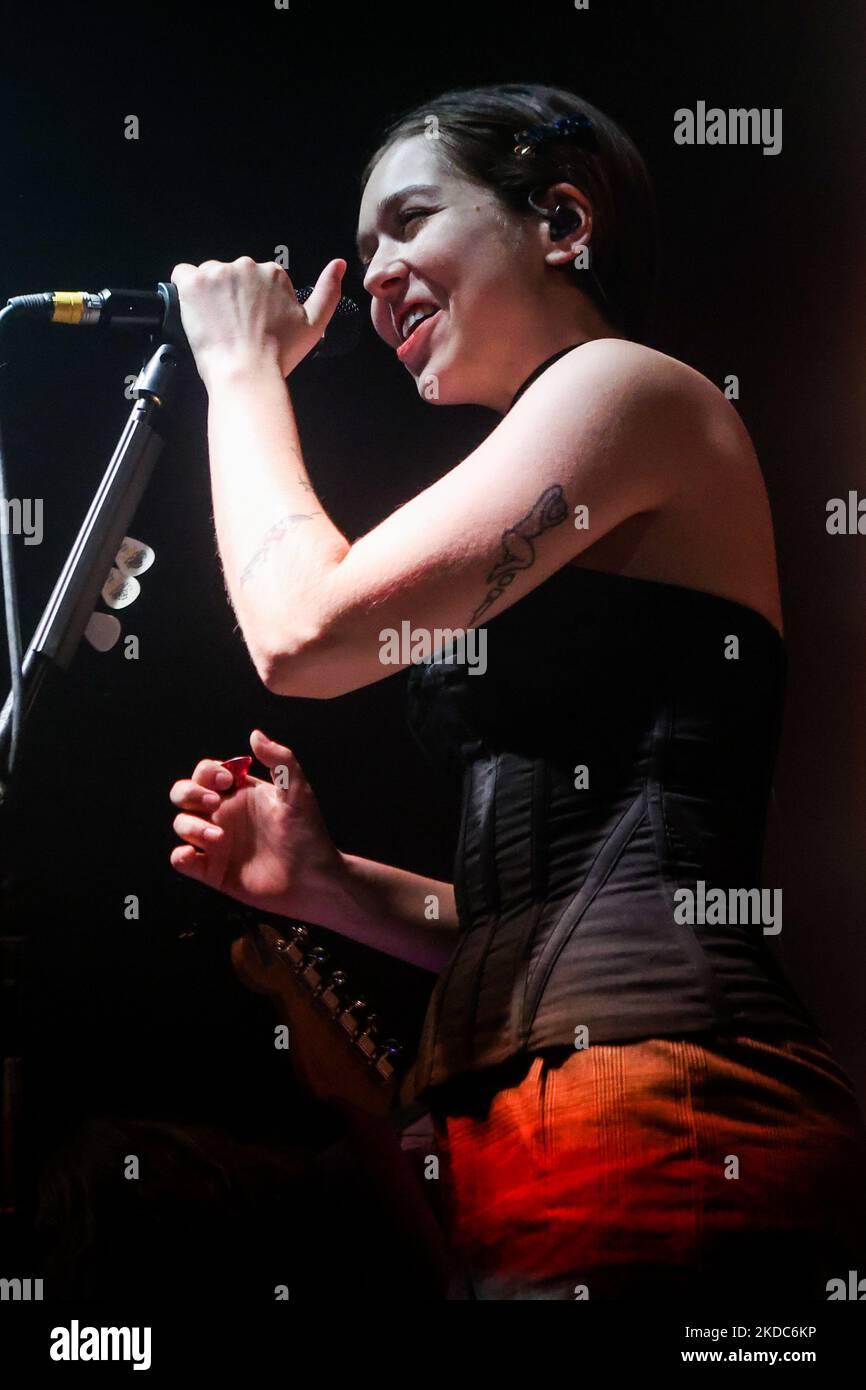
[{"xmin": 296, "ymin": 286, "xmax": 362, "ymax": 359}]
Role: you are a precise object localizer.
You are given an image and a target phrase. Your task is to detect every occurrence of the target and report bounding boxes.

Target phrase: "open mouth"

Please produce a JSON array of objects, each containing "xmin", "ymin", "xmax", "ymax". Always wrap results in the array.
[{"xmin": 396, "ymin": 308, "xmax": 443, "ymax": 363}]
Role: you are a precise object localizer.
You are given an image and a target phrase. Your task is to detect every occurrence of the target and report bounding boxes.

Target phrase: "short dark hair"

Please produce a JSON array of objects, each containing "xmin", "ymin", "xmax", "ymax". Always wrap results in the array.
[{"xmin": 360, "ymin": 82, "xmax": 660, "ymax": 342}]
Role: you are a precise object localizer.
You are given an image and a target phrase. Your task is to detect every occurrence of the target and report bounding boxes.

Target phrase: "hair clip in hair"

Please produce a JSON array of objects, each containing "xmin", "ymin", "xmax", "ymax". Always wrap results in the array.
[{"xmin": 513, "ymin": 112, "xmax": 595, "ymax": 157}]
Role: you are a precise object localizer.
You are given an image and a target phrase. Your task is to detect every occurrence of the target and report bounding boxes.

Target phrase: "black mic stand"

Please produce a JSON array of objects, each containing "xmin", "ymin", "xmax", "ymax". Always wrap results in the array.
[{"xmin": 0, "ymin": 294, "xmax": 192, "ymax": 1264}]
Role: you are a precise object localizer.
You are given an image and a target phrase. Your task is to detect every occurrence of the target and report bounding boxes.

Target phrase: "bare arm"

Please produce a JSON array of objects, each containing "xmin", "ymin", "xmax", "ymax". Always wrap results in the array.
[
  {"xmin": 170, "ymin": 740, "xmax": 458, "ymax": 974},
  {"xmin": 199, "ymin": 339, "xmax": 693, "ymax": 698},
  {"xmin": 295, "ymin": 852, "xmax": 459, "ymax": 973}
]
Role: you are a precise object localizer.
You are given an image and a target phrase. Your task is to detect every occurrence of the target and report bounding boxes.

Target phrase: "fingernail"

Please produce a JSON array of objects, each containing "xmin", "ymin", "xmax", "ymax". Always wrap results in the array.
[
  {"xmin": 203, "ymin": 792, "xmax": 220, "ymax": 809},
  {"xmin": 204, "ymin": 826, "xmax": 223, "ymax": 840},
  {"xmin": 215, "ymin": 770, "xmax": 233, "ymax": 788}
]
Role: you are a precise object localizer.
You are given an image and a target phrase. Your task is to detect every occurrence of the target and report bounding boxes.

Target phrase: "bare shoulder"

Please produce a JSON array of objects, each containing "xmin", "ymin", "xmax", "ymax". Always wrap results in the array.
[
  {"xmin": 555, "ymin": 337, "xmax": 743, "ymax": 423},
  {"xmin": 550, "ymin": 336, "xmax": 760, "ymax": 473},
  {"xmin": 523, "ymin": 337, "xmax": 756, "ymax": 495},
  {"xmin": 545, "ymin": 339, "xmax": 782, "ymax": 632}
]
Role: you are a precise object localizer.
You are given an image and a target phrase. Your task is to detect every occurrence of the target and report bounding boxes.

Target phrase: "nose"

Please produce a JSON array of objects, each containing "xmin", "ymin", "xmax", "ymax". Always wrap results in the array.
[{"xmin": 363, "ymin": 252, "xmax": 410, "ymax": 336}]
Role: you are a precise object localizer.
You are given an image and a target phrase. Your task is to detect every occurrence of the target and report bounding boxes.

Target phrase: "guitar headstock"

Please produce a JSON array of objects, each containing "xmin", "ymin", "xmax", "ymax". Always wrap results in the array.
[{"xmin": 231, "ymin": 919, "xmax": 412, "ymax": 1119}]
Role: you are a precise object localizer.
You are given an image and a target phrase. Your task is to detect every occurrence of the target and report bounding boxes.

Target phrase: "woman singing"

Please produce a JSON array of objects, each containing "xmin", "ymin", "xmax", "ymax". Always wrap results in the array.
[{"xmin": 168, "ymin": 83, "xmax": 866, "ymax": 1300}]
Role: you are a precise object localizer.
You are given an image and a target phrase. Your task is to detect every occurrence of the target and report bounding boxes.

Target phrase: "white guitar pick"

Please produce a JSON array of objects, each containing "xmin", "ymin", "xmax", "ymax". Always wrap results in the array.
[
  {"xmin": 115, "ymin": 535, "xmax": 155, "ymax": 577},
  {"xmin": 102, "ymin": 567, "xmax": 141, "ymax": 609},
  {"xmin": 84, "ymin": 611, "xmax": 122, "ymax": 651}
]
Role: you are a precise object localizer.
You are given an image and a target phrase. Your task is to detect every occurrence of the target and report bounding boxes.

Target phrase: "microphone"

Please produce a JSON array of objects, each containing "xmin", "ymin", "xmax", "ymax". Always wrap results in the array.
[{"xmin": 4, "ymin": 280, "xmax": 362, "ymax": 359}]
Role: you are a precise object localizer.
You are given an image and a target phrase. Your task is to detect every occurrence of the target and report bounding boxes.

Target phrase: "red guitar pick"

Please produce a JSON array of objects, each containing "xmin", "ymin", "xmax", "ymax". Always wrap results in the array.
[{"xmin": 220, "ymin": 755, "xmax": 253, "ymax": 789}]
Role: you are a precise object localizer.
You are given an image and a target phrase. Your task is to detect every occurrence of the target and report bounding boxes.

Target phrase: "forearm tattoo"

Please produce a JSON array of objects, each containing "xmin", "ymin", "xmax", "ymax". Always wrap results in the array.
[
  {"xmin": 467, "ymin": 484, "xmax": 568, "ymax": 624},
  {"xmin": 240, "ymin": 510, "xmax": 321, "ymax": 586}
]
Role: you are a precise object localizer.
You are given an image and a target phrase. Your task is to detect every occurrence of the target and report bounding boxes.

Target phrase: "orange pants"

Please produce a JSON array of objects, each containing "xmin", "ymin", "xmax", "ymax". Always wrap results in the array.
[{"xmin": 429, "ymin": 1034, "xmax": 866, "ymax": 1300}]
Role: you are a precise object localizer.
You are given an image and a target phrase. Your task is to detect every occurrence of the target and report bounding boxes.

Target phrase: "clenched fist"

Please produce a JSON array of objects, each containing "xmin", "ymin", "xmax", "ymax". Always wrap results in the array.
[{"xmin": 170, "ymin": 255, "xmax": 346, "ymax": 383}]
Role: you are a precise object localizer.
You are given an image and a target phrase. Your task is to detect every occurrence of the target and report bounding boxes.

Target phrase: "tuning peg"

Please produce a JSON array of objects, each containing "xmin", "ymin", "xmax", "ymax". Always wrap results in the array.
[
  {"xmin": 300, "ymin": 945, "xmax": 329, "ymax": 991},
  {"xmin": 373, "ymin": 1038, "xmax": 403, "ymax": 1083},
  {"xmin": 354, "ymin": 1012, "xmax": 383, "ymax": 1061},
  {"xmin": 320, "ymin": 970, "xmax": 348, "ymax": 1015},
  {"xmin": 275, "ymin": 925, "xmax": 308, "ymax": 967},
  {"xmin": 337, "ymin": 998, "xmax": 368, "ymax": 1038}
]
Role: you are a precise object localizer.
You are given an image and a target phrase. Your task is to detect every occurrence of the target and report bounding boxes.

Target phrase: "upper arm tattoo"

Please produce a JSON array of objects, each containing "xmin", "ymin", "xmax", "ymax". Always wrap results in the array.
[
  {"xmin": 240, "ymin": 511, "xmax": 321, "ymax": 586},
  {"xmin": 467, "ymin": 485, "xmax": 568, "ymax": 624}
]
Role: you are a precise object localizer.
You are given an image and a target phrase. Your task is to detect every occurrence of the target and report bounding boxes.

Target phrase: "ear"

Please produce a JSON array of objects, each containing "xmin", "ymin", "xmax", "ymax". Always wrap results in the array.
[{"xmin": 535, "ymin": 182, "xmax": 595, "ymax": 268}]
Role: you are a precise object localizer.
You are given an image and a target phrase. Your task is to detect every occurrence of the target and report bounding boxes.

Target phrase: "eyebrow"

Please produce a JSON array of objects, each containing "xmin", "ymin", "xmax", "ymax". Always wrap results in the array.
[{"xmin": 355, "ymin": 183, "xmax": 441, "ymax": 260}]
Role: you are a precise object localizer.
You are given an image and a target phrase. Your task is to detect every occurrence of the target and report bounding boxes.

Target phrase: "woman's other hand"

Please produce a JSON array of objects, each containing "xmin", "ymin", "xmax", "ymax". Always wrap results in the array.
[{"xmin": 168, "ymin": 728, "xmax": 345, "ymax": 917}]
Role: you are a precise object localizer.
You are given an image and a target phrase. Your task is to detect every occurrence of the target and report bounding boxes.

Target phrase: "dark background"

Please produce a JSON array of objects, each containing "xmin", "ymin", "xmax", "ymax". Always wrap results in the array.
[{"xmin": 1, "ymin": 0, "xmax": 864, "ymax": 1179}]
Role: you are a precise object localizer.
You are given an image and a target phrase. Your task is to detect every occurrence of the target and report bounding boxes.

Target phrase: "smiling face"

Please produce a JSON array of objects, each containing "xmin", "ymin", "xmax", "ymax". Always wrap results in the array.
[{"xmin": 356, "ymin": 134, "xmax": 612, "ymax": 411}]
